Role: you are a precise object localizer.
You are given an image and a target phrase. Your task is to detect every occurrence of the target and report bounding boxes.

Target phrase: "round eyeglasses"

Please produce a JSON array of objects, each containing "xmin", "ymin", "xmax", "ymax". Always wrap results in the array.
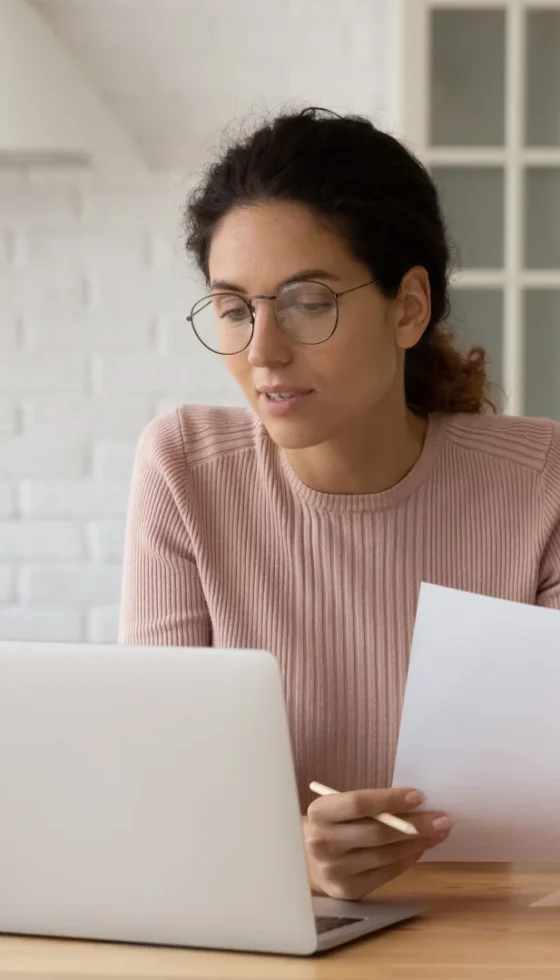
[{"xmin": 186, "ymin": 279, "xmax": 376, "ymax": 355}]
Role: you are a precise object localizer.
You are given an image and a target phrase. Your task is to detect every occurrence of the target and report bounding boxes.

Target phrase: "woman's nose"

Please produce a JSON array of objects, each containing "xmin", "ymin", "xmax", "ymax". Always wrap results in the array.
[{"xmin": 247, "ymin": 302, "xmax": 292, "ymax": 367}]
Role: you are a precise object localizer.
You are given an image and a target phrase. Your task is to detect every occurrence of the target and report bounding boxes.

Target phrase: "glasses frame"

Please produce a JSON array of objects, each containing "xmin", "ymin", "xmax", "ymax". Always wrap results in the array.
[{"xmin": 186, "ymin": 278, "xmax": 377, "ymax": 355}]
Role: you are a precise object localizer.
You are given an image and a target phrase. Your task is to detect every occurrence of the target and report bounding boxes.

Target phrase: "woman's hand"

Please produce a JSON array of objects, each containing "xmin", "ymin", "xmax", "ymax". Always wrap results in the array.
[{"xmin": 304, "ymin": 787, "xmax": 452, "ymax": 900}]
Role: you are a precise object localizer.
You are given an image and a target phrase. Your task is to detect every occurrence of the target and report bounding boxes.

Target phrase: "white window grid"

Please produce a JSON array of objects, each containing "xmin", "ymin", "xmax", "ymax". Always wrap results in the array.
[{"xmin": 400, "ymin": 0, "xmax": 560, "ymax": 416}]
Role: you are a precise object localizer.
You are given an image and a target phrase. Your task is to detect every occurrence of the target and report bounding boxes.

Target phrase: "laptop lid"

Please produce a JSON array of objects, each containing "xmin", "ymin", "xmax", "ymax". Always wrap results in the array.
[{"xmin": 0, "ymin": 643, "xmax": 318, "ymax": 955}]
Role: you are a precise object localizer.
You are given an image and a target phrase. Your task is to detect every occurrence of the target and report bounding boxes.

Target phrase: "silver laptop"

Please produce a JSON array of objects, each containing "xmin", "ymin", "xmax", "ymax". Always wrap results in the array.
[{"xmin": 0, "ymin": 642, "xmax": 423, "ymax": 955}]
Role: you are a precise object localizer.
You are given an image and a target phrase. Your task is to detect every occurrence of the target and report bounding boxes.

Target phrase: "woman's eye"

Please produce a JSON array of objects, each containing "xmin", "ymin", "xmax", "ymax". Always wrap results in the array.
[
  {"xmin": 295, "ymin": 301, "xmax": 331, "ymax": 314},
  {"xmin": 221, "ymin": 307, "xmax": 249, "ymax": 323}
]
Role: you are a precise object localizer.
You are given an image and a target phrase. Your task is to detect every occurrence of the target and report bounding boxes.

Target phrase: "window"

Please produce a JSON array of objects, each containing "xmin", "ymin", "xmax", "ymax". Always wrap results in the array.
[{"xmin": 402, "ymin": 0, "xmax": 560, "ymax": 418}]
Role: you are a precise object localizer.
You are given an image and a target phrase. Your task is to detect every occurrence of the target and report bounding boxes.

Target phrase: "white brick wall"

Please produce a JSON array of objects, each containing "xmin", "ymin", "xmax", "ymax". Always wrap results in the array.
[
  {"xmin": 0, "ymin": 0, "xmax": 394, "ymax": 643},
  {"xmin": 24, "ymin": 313, "xmax": 153, "ymax": 352},
  {"xmin": 86, "ymin": 520, "xmax": 127, "ymax": 562},
  {"xmin": 0, "ymin": 607, "xmax": 83, "ymax": 642},
  {"xmin": 0, "ymin": 172, "xmax": 234, "ymax": 643},
  {"xmin": 0, "ymin": 353, "xmax": 88, "ymax": 394},
  {"xmin": 20, "ymin": 564, "xmax": 122, "ymax": 605},
  {"xmin": 0, "ymin": 184, "xmax": 80, "ymax": 226},
  {"xmin": 0, "ymin": 319, "xmax": 20, "ymax": 350},
  {"xmin": 23, "ymin": 396, "xmax": 153, "ymax": 437},
  {"xmin": 0, "ymin": 565, "xmax": 14, "ymax": 603},
  {"xmin": 20, "ymin": 480, "xmax": 129, "ymax": 518},
  {"xmin": 0, "ymin": 485, "xmax": 15, "ymax": 519},
  {"xmin": 86, "ymin": 605, "xmax": 121, "ymax": 643},
  {"xmin": 0, "ymin": 399, "xmax": 18, "ymax": 435},
  {"xmin": 2, "ymin": 436, "xmax": 86, "ymax": 478},
  {"xmin": 0, "ymin": 522, "xmax": 84, "ymax": 560},
  {"xmin": 92, "ymin": 442, "xmax": 138, "ymax": 481},
  {"xmin": 0, "ymin": 232, "xmax": 12, "ymax": 266}
]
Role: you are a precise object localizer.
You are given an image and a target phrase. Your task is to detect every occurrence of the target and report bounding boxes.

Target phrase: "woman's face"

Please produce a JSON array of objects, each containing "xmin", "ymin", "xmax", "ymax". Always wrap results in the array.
[{"xmin": 207, "ymin": 200, "xmax": 429, "ymax": 450}]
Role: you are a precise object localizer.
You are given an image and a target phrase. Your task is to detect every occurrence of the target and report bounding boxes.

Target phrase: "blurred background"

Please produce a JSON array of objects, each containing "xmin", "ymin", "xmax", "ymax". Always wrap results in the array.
[{"xmin": 1, "ymin": 0, "xmax": 559, "ymax": 643}]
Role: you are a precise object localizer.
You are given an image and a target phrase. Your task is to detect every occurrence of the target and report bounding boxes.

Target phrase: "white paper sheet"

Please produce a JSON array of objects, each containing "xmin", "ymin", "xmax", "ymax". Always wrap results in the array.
[{"xmin": 392, "ymin": 584, "xmax": 560, "ymax": 862}]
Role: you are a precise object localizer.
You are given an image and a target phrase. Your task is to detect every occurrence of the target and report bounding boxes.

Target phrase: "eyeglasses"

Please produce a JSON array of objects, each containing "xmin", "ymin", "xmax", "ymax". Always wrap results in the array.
[{"xmin": 186, "ymin": 279, "xmax": 377, "ymax": 355}]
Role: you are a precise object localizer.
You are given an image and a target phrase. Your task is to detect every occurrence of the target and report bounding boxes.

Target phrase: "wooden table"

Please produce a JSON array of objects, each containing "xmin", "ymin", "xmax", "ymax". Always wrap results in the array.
[{"xmin": 1, "ymin": 864, "xmax": 559, "ymax": 979}]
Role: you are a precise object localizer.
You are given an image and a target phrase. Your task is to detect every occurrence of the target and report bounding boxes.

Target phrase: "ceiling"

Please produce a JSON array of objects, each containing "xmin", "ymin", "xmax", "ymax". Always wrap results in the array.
[{"xmin": 30, "ymin": 0, "xmax": 392, "ymax": 172}]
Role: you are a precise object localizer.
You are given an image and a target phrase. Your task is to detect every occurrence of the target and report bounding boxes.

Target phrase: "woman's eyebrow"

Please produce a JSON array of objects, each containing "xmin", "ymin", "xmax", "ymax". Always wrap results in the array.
[
  {"xmin": 209, "ymin": 278, "xmax": 245, "ymax": 292},
  {"xmin": 281, "ymin": 269, "xmax": 342, "ymax": 287},
  {"xmin": 209, "ymin": 269, "xmax": 342, "ymax": 293}
]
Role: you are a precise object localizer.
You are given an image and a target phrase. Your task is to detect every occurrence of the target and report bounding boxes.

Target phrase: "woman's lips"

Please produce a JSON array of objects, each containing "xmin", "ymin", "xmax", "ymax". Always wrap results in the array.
[{"xmin": 258, "ymin": 389, "xmax": 315, "ymax": 415}]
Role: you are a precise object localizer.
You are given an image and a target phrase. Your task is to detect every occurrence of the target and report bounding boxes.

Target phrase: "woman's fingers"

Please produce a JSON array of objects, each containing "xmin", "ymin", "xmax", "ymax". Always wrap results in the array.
[
  {"xmin": 321, "ymin": 852, "xmax": 424, "ymax": 902},
  {"xmin": 306, "ymin": 810, "xmax": 452, "ymax": 858},
  {"xmin": 325, "ymin": 836, "xmax": 429, "ymax": 876},
  {"xmin": 304, "ymin": 787, "xmax": 453, "ymax": 901},
  {"xmin": 380, "ymin": 810, "xmax": 453, "ymax": 845},
  {"xmin": 308, "ymin": 786, "xmax": 424, "ymax": 824}
]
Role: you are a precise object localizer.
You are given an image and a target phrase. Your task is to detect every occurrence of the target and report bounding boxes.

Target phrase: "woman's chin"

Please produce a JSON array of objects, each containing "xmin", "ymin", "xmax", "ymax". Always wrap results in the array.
[{"xmin": 261, "ymin": 415, "xmax": 329, "ymax": 451}]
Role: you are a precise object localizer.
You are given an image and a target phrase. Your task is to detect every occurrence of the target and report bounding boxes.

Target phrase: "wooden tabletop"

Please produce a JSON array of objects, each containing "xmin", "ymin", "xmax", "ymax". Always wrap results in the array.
[{"xmin": 1, "ymin": 863, "xmax": 559, "ymax": 979}]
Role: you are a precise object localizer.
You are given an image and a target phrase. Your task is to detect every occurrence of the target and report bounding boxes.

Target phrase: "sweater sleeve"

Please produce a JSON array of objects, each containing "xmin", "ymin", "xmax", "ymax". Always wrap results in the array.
[
  {"xmin": 537, "ymin": 422, "xmax": 560, "ymax": 610},
  {"xmin": 118, "ymin": 412, "xmax": 212, "ymax": 646}
]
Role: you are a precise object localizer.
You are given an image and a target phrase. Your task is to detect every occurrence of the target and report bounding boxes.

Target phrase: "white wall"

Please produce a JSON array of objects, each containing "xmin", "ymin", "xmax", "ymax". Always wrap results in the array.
[{"xmin": 0, "ymin": 0, "xmax": 398, "ymax": 643}]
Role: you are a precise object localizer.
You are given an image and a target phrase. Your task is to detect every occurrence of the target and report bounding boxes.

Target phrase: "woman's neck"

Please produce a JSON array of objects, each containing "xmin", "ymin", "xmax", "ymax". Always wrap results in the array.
[{"xmin": 283, "ymin": 403, "xmax": 429, "ymax": 496}]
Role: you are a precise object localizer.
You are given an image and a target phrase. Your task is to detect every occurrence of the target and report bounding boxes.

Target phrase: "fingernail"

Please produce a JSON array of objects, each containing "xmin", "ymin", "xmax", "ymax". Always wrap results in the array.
[
  {"xmin": 432, "ymin": 816, "xmax": 452, "ymax": 831},
  {"xmin": 405, "ymin": 790, "xmax": 424, "ymax": 806}
]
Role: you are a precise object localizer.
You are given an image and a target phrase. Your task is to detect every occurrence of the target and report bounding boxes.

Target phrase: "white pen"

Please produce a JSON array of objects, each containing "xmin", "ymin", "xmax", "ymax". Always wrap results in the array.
[{"xmin": 309, "ymin": 781, "xmax": 419, "ymax": 836}]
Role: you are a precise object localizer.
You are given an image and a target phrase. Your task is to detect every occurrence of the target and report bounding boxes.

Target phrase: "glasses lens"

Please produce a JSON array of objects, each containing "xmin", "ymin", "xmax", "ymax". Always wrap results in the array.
[
  {"xmin": 276, "ymin": 281, "xmax": 337, "ymax": 344},
  {"xmin": 190, "ymin": 293, "xmax": 252, "ymax": 354}
]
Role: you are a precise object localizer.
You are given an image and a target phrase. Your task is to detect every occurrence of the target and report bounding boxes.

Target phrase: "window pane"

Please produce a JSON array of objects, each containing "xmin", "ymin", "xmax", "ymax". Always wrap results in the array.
[
  {"xmin": 526, "ymin": 10, "xmax": 560, "ymax": 146},
  {"xmin": 433, "ymin": 168, "xmax": 504, "ymax": 269},
  {"xmin": 525, "ymin": 169, "xmax": 560, "ymax": 268},
  {"xmin": 524, "ymin": 291, "xmax": 560, "ymax": 419},
  {"xmin": 450, "ymin": 289, "xmax": 504, "ymax": 408},
  {"xmin": 430, "ymin": 9, "xmax": 505, "ymax": 146}
]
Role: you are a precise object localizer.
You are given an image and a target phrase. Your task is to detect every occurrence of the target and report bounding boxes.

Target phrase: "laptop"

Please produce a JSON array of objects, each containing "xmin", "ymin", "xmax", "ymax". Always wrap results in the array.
[{"xmin": 0, "ymin": 642, "xmax": 424, "ymax": 955}]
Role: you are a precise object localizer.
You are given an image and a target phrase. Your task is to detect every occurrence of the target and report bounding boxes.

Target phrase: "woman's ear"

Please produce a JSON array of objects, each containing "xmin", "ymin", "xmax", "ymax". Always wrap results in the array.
[{"xmin": 393, "ymin": 266, "xmax": 432, "ymax": 351}]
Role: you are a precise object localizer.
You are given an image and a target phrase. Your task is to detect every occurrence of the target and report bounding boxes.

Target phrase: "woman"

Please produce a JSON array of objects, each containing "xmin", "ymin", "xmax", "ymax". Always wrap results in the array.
[{"xmin": 120, "ymin": 107, "xmax": 560, "ymax": 900}]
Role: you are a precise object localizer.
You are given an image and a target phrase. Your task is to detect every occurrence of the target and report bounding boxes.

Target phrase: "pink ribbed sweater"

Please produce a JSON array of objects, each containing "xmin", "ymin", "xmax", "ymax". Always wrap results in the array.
[{"xmin": 119, "ymin": 407, "xmax": 560, "ymax": 808}]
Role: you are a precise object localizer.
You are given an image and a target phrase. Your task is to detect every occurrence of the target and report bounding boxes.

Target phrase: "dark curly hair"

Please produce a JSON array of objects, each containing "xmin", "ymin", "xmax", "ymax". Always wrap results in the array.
[{"xmin": 184, "ymin": 107, "xmax": 493, "ymax": 416}]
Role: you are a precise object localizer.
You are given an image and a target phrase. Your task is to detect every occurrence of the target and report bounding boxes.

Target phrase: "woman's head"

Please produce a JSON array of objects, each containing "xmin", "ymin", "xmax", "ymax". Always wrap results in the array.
[{"xmin": 184, "ymin": 107, "xmax": 491, "ymax": 449}]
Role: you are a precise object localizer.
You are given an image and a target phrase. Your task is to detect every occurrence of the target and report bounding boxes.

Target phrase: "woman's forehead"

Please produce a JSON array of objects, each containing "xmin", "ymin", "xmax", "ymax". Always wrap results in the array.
[{"xmin": 208, "ymin": 201, "xmax": 362, "ymax": 289}]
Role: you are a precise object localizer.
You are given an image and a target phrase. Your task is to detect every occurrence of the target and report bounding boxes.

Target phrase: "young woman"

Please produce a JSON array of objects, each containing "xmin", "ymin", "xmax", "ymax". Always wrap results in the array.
[{"xmin": 119, "ymin": 107, "xmax": 560, "ymax": 901}]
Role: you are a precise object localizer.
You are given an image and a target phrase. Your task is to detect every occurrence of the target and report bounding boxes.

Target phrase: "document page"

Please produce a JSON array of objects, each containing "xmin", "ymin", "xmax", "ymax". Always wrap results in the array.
[{"xmin": 393, "ymin": 584, "xmax": 560, "ymax": 861}]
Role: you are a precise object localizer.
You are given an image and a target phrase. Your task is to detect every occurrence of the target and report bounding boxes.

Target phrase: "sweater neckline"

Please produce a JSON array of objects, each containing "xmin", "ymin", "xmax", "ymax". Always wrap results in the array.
[{"xmin": 277, "ymin": 413, "xmax": 447, "ymax": 513}]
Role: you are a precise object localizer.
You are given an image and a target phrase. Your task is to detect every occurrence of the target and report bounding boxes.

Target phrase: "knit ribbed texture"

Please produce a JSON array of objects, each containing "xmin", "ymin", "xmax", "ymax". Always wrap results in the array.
[{"xmin": 119, "ymin": 407, "xmax": 560, "ymax": 808}]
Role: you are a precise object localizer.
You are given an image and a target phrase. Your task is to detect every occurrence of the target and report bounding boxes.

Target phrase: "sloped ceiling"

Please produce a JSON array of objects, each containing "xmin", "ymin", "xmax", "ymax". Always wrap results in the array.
[{"xmin": 31, "ymin": 0, "xmax": 391, "ymax": 172}]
